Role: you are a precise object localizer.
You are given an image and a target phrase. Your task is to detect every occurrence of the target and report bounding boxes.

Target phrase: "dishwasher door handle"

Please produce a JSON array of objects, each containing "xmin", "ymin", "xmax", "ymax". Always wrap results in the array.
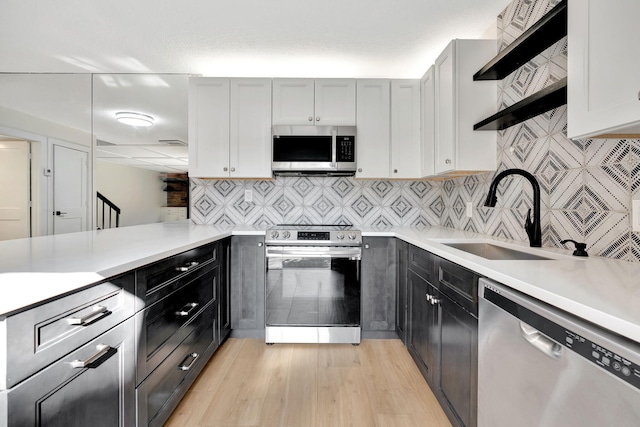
[{"xmin": 520, "ymin": 322, "xmax": 563, "ymax": 359}]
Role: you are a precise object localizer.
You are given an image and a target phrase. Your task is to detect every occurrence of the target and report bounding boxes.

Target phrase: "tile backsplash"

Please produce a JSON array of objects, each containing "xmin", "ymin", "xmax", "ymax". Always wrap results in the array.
[{"xmin": 190, "ymin": 0, "xmax": 640, "ymax": 263}]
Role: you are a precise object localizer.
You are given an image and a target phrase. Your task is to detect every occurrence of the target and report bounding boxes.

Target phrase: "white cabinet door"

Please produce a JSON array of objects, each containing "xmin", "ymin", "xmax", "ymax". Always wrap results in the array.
[
  {"xmin": 188, "ymin": 78, "xmax": 230, "ymax": 178},
  {"xmin": 434, "ymin": 42, "xmax": 456, "ymax": 175},
  {"xmin": 434, "ymin": 39, "xmax": 497, "ymax": 176},
  {"xmin": 421, "ymin": 66, "xmax": 435, "ymax": 177},
  {"xmin": 315, "ymin": 79, "xmax": 356, "ymax": 126},
  {"xmin": 568, "ymin": 0, "xmax": 640, "ymax": 139},
  {"xmin": 356, "ymin": 79, "xmax": 390, "ymax": 179},
  {"xmin": 273, "ymin": 78, "xmax": 356, "ymax": 126},
  {"xmin": 272, "ymin": 78, "xmax": 314, "ymax": 125},
  {"xmin": 391, "ymin": 79, "xmax": 421, "ymax": 179},
  {"xmin": 230, "ymin": 78, "xmax": 272, "ymax": 178}
]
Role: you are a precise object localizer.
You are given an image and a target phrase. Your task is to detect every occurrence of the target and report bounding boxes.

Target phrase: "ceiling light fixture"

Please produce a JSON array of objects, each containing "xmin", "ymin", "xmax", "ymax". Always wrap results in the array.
[{"xmin": 115, "ymin": 111, "xmax": 155, "ymax": 127}]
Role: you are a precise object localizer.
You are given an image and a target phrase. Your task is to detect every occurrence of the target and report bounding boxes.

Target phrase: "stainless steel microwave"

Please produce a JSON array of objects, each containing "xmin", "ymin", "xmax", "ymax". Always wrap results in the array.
[{"xmin": 272, "ymin": 126, "xmax": 356, "ymax": 176}]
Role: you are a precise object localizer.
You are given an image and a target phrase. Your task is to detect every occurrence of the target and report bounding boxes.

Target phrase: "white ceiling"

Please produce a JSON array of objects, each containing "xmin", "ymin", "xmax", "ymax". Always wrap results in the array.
[{"xmin": 0, "ymin": 0, "xmax": 510, "ymax": 172}]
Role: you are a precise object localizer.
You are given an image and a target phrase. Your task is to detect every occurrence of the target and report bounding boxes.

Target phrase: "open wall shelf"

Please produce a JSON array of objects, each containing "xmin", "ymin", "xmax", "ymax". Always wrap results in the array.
[
  {"xmin": 474, "ymin": 78, "xmax": 566, "ymax": 131},
  {"xmin": 473, "ymin": 0, "xmax": 567, "ymax": 131}
]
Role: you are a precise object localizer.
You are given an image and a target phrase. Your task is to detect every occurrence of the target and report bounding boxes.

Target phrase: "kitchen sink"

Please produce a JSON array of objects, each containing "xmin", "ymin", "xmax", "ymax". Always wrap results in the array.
[{"xmin": 442, "ymin": 242, "xmax": 553, "ymax": 260}]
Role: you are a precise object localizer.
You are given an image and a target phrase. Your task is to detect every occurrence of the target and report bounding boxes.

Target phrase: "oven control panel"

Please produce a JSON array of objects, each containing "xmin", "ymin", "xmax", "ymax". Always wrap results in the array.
[
  {"xmin": 298, "ymin": 231, "xmax": 330, "ymax": 240},
  {"xmin": 266, "ymin": 228, "xmax": 362, "ymax": 245}
]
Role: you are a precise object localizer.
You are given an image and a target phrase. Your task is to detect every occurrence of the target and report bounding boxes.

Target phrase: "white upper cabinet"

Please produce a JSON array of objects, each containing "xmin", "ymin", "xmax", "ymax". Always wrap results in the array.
[
  {"xmin": 272, "ymin": 78, "xmax": 356, "ymax": 126},
  {"xmin": 421, "ymin": 66, "xmax": 435, "ymax": 177},
  {"xmin": 356, "ymin": 79, "xmax": 391, "ymax": 179},
  {"xmin": 229, "ymin": 78, "xmax": 273, "ymax": 178},
  {"xmin": 188, "ymin": 77, "xmax": 272, "ymax": 178},
  {"xmin": 433, "ymin": 39, "xmax": 497, "ymax": 176},
  {"xmin": 391, "ymin": 80, "xmax": 421, "ymax": 178},
  {"xmin": 356, "ymin": 79, "xmax": 422, "ymax": 179},
  {"xmin": 188, "ymin": 78, "xmax": 230, "ymax": 178},
  {"xmin": 568, "ymin": 0, "xmax": 640, "ymax": 139}
]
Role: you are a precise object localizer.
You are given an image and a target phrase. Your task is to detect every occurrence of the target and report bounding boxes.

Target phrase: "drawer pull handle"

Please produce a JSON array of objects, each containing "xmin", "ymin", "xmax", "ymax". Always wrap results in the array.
[
  {"xmin": 176, "ymin": 261, "xmax": 200, "ymax": 272},
  {"xmin": 68, "ymin": 305, "xmax": 112, "ymax": 326},
  {"xmin": 71, "ymin": 344, "xmax": 117, "ymax": 369},
  {"xmin": 178, "ymin": 352, "xmax": 200, "ymax": 371},
  {"xmin": 175, "ymin": 302, "xmax": 199, "ymax": 317}
]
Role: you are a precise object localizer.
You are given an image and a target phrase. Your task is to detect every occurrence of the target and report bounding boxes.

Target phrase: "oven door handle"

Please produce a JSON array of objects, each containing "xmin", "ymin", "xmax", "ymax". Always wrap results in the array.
[{"xmin": 265, "ymin": 246, "xmax": 362, "ymax": 260}]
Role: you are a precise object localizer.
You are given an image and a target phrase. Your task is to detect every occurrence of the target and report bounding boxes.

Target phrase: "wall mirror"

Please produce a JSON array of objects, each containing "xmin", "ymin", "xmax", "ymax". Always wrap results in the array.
[{"xmin": 0, "ymin": 73, "xmax": 191, "ymax": 241}]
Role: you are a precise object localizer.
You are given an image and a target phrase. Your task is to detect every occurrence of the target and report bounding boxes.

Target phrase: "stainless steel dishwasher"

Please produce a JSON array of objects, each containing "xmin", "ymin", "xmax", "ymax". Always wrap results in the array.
[{"xmin": 478, "ymin": 278, "xmax": 640, "ymax": 427}]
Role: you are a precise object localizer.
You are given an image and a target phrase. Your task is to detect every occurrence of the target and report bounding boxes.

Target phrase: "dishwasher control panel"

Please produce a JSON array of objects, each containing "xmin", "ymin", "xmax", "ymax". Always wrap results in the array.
[
  {"xmin": 564, "ymin": 330, "xmax": 640, "ymax": 389},
  {"xmin": 484, "ymin": 286, "xmax": 640, "ymax": 391}
]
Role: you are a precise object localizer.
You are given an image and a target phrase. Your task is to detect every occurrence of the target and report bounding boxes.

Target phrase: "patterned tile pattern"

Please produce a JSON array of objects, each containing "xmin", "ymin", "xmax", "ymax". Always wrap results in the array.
[
  {"xmin": 437, "ymin": 0, "xmax": 640, "ymax": 263},
  {"xmin": 190, "ymin": 0, "xmax": 640, "ymax": 263}
]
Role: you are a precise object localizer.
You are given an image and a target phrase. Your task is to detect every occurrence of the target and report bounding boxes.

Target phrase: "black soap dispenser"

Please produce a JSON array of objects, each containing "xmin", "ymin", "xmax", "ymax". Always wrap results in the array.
[{"xmin": 560, "ymin": 239, "xmax": 589, "ymax": 257}]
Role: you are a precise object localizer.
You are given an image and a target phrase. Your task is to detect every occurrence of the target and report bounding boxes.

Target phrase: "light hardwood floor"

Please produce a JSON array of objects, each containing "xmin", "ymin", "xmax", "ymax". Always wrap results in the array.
[{"xmin": 166, "ymin": 338, "xmax": 452, "ymax": 427}]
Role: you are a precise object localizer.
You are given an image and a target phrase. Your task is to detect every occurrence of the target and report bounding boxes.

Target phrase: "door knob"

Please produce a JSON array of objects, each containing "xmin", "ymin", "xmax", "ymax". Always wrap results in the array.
[{"xmin": 54, "ymin": 211, "xmax": 67, "ymax": 216}]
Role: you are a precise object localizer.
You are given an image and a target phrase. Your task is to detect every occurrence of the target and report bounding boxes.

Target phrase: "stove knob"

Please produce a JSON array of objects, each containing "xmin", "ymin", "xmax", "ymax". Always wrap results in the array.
[
  {"xmin": 282, "ymin": 231, "xmax": 291, "ymax": 239},
  {"xmin": 348, "ymin": 232, "xmax": 357, "ymax": 240},
  {"xmin": 270, "ymin": 230, "xmax": 279, "ymax": 239},
  {"xmin": 336, "ymin": 232, "xmax": 345, "ymax": 240}
]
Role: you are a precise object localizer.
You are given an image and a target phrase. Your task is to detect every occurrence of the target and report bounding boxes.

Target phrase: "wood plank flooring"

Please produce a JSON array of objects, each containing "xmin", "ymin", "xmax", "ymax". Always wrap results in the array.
[{"xmin": 166, "ymin": 338, "xmax": 452, "ymax": 427}]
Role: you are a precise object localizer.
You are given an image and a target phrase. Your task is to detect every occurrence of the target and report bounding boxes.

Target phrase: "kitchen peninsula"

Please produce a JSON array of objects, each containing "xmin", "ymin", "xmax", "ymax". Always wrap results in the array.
[{"xmin": 1, "ymin": 221, "xmax": 639, "ymax": 426}]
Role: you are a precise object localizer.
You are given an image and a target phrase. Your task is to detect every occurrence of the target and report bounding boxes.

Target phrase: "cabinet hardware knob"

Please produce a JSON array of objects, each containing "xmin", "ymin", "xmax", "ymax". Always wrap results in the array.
[
  {"xmin": 364, "ymin": 244, "xmax": 370, "ymax": 249},
  {"xmin": 308, "ymin": 116, "xmax": 313, "ymax": 121},
  {"xmin": 393, "ymin": 169, "xmax": 398, "ymax": 173},
  {"xmin": 445, "ymin": 159, "xmax": 452, "ymax": 165},
  {"xmin": 223, "ymin": 167, "xmax": 228, "ymax": 171},
  {"xmin": 230, "ymin": 167, "xmax": 236, "ymax": 172},
  {"xmin": 316, "ymin": 117, "xmax": 320, "ymax": 121},
  {"xmin": 357, "ymin": 168, "xmax": 362, "ymax": 172},
  {"xmin": 257, "ymin": 242, "xmax": 264, "ymax": 247}
]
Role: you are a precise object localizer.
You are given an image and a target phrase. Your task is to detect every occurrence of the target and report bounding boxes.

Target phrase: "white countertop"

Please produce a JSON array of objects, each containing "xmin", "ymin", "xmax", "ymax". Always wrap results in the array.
[{"xmin": 1, "ymin": 222, "xmax": 639, "ymax": 344}]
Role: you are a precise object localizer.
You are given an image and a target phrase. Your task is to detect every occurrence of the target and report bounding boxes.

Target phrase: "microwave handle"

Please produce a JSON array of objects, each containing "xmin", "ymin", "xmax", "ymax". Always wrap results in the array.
[{"xmin": 331, "ymin": 133, "xmax": 337, "ymax": 164}]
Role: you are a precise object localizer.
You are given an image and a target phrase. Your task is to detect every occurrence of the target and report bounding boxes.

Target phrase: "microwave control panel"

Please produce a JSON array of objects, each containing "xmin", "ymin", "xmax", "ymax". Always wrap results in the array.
[{"xmin": 336, "ymin": 136, "xmax": 355, "ymax": 162}]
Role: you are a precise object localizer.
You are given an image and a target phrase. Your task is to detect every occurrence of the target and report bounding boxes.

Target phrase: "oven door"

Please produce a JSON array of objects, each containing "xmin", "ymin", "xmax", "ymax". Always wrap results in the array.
[{"xmin": 265, "ymin": 245, "xmax": 361, "ymax": 344}]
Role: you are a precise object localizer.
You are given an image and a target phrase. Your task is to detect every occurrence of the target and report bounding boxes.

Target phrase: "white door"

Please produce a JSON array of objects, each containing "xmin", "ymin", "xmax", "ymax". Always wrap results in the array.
[
  {"xmin": 0, "ymin": 140, "xmax": 30, "ymax": 241},
  {"xmin": 53, "ymin": 142, "xmax": 89, "ymax": 235}
]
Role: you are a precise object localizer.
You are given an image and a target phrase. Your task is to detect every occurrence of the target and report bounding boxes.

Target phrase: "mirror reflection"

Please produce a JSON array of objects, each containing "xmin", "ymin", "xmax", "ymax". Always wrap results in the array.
[
  {"xmin": 93, "ymin": 74, "xmax": 190, "ymax": 228},
  {"xmin": 0, "ymin": 73, "xmax": 191, "ymax": 242}
]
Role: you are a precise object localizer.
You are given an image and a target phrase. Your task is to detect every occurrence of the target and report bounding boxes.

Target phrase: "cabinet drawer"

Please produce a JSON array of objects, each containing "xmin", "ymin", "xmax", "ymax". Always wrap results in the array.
[
  {"xmin": 136, "ymin": 261, "xmax": 217, "ymax": 383},
  {"xmin": 408, "ymin": 245, "xmax": 436, "ymax": 283},
  {"xmin": 1, "ymin": 318, "xmax": 135, "ymax": 427},
  {"xmin": 1, "ymin": 273, "xmax": 135, "ymax": 389},
  {"xmin": 136, "ymin": 242, "xmax": 218, "ymax": 310},
  {"xmin": 137, "ymin": 302, "xmax": 216, "ymax": 427},
  {"xmin": 437, "ymin": 258, "xmax": 479, "ymax": 317}
]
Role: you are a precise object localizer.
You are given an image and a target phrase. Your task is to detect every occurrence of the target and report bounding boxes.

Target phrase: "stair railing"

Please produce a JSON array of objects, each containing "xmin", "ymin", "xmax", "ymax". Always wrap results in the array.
[{"xmin": 96, "ymin": 192, "xmax": 121, "ymax": 229}]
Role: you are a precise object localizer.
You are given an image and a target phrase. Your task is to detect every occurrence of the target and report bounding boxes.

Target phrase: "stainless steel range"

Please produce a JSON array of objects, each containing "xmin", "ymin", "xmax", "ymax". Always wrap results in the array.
[{"xmin": 265, "ymin": 224, "xmax": 362, "ymax": 344}]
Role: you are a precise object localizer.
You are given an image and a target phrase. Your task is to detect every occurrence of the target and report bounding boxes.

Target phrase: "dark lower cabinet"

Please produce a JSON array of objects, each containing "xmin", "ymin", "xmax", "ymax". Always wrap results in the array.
[
  {"xmin": 230, "ymin": 236, "xmax": 265, "ymax": 333},
  {"xmin": 361, "ymin": 237, "xmax": 397, "ymax": 333},
  {"xmin": 3, "ymin": 319, "xmax": 135, "ymax": 427},
  {"xmin": 396, "ymin": 239, "xmax": 409, "ymax": 344},
  {"xmin": 408, "ymin": 270, "xmax": 440, "ymax": 383},
  {"xmin": 218, "ymin": 237, "xmax": 232, "ymax": 342},
  {"xmin": 438, "ymin": 293, "xmax": 478, "ymax": 427},
  {"xmin": 404, "ymin": 244, "xmax": 478, "ymax": 427}
]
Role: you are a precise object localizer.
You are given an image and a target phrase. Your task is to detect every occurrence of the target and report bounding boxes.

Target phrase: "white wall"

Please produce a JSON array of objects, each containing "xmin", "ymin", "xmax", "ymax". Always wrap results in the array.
[{"xmin": 96, "ymin": 161, "xmax": 165, "ymax": 227}]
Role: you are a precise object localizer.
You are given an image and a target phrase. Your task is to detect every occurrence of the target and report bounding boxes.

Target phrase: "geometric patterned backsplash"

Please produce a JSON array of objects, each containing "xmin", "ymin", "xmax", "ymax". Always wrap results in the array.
[{"xmin": 190, "ymin": 0, "xmax": 640, "ymax": 263}]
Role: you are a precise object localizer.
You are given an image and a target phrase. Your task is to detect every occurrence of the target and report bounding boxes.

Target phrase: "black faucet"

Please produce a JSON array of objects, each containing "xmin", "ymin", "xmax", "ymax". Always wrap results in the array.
[{"xmin": 484, "ymin": 168, "xmax": 542, "ymax": 247}]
